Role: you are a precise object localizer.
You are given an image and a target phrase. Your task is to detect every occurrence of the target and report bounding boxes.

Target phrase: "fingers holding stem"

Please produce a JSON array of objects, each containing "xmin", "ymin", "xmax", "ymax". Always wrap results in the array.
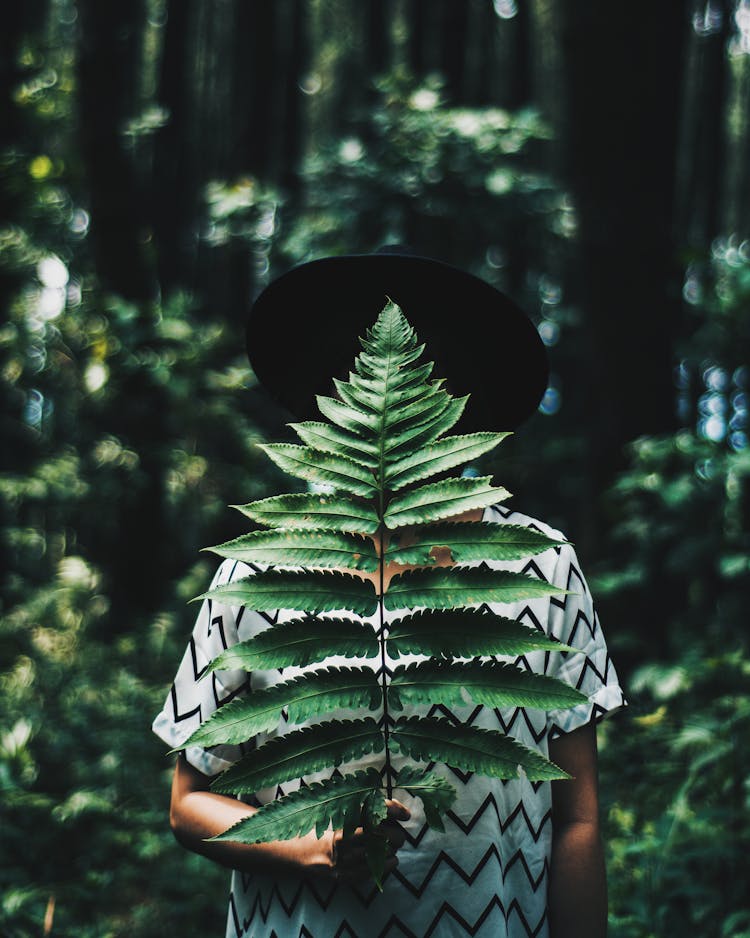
[{"xmin": 329, "ymin": 798, "xmax": 411, "ymax": 889}]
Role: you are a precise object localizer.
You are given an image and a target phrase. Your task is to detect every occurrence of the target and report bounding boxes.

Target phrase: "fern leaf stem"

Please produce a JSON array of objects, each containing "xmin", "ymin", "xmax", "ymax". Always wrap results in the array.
[
  {"xmin": 379, "ymin": 527, "xmax": 393, "ymax": 800},
  {"xmin": 375, "ymin": 308, "xmax": 399, "ymax": 802}
]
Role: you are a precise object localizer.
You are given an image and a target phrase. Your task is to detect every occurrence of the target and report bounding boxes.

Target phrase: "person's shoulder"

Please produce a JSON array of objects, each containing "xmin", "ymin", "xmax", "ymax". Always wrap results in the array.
[
  {"xmin": 485, "ymin": 502, "xmax": 567, "ymax": 544},
  {"xmin": 210, "ymin": 557, "xmax": 257, "ymax": 588}
]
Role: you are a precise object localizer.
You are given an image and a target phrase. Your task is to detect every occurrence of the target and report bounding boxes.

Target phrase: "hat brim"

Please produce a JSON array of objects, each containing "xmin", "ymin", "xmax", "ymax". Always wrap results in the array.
[{"xmin": 246, "ymin": 254, "xmax": 548, "ymax": 431}]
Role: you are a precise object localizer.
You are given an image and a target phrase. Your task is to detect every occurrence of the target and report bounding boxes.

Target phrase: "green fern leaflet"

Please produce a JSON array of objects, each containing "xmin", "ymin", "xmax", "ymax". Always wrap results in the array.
[{"xmin": 182, "ymin": 300, "xmax": 586, "ymax": 888}]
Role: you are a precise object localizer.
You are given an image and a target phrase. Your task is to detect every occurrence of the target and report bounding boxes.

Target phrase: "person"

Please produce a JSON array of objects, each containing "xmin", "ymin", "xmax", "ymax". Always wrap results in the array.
[{"xmin": 153, "ymin": 249, "xmax": 626, "ymax": 938}]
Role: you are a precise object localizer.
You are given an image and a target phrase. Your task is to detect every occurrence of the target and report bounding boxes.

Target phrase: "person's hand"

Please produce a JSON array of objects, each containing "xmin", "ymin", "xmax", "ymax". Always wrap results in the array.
[{"xmin": 328, "ymin": 798, "xmax": 411, "ymax": 885}]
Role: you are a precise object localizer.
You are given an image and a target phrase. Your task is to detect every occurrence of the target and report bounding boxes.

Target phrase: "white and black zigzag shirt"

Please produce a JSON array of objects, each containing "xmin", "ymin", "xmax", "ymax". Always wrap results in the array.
[{"xmin": 153, "ymin": 504, "xmax": 626, "ymax": 938}]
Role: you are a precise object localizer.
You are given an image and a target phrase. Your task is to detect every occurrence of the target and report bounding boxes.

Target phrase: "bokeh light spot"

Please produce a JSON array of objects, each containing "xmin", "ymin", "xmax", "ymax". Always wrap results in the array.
[
  {"xmin": 29, "ymin": 155, "xmax": 53, "ymax": 179},
  {"xmin": 85, "ymin": 363, "xmax": 109, "ymax": 393},
  {"xmin": 538, "ymin": 320, "xmax": 559, "ymax": 347},
  {"xmin": 70, "ymin": 209, "xmax": 90, "ymax": 236},
  {"xmin": 340, "ymin": 138, "xmax": 364, "ymax": 163},
  {"xmin": 299, "ymin": 73, "xmax": 322, "ymax": 95},
  {"xmin": 494, "ymin": 0, "xmax": 518, "ymax": 19},
  {"xmin": 410, "ymin": 89, "xmax": 439, "ymax": 111},
  {"xmin": 37, "ymin": 255, "xmax": 69, "ymax": 289},
  {"xmin": 700, "ymin": 415, "xmax": 726, "ymax": 442},
  {"xmin": 539, "ymin": 386, "xmax": 561, "ymax": 416},
  {"xmin": 485, "ymin": 246, "xmax": 506, "ymax": 269}
]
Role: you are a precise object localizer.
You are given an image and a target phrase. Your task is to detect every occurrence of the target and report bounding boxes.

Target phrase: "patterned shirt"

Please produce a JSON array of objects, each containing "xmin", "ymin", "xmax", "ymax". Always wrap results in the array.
[{"xmin": 153, "ymin": 504, "xmax": 626, "ymax": 938}]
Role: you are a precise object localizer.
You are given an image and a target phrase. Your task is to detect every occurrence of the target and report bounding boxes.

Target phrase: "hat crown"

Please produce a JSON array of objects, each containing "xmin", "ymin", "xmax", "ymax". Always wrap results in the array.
[{"xmin": 247, "ymin": 253, "xmax": 548, "ymax": 431}]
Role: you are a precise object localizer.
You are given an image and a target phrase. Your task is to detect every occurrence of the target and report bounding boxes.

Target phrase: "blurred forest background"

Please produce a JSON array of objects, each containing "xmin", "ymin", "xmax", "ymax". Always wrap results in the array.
[{"xmin": 2, "ymin": 1, "xmax": 750, "ymax": 935}]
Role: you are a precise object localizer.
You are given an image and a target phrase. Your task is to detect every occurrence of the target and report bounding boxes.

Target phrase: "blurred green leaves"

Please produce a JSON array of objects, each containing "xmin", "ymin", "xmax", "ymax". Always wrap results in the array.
[
  {"xmin": 1, "ymin": 9, "xmax": 749, "ymax": 933},
  {"xmin": 593, "ymin": 387, "xmax": 750, "ymax": 936},
  {"xmin": 278, "ymin": 71, "xmax": 570, "ymax": 284}
]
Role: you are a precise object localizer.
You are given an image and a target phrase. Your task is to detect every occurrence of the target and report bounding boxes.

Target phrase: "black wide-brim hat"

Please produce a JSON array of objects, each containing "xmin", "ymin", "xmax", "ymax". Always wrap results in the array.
[{"xmin": 246, "ymin": 252, "xmax": 548, "ymax": 432}]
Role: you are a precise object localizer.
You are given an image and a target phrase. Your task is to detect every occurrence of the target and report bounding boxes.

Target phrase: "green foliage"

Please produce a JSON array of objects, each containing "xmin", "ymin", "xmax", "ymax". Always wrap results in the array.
[
  {"xmin": 601, "ymin": 651, "xmax": 750, "ymax": 938},
  {"xmin": 280, "ymin": 71, "xmax": 571, "ymax": 291},
  {"xmin": 382, "ymin": 566, "xmax": 566, "ymax": 610},
  {"xmin": 2, "ymin": 11, "xmax": 745, "ymax": 931},
  {"xmin": 200, "ymin": 570, "xmax": 378, "ymax": 616},
  {"xmin": 181, "ymin": 300, "xmax": 582, "ymax": 882},
  {"xmin": 592, "ymin": 426, "xmax": 750, "ymax": 937},
  {"xmin": 205, "ymin": 618, "xmax": 380, "ymax": 672},
  {"xmin": 388, "ymin": 660, "xmax": 586, "ymax": 711},
  {"xmin": 386, "ymin": 609, "xmax": 577, "ymax": 659},
  {"xmin": 386, "ymin": 521, "xmax": 568, "ymax": 564},
  {"xmin": 233, "ymin": 492, "xmax": 381, "ymax": 533},
  {"xmin": 211, "ymin": 768, "xmax": 384, "ymax": 843},
  {"xmin": 390, "ymin": 716, "xmax": 568, "ymax": 782},
  {"xmin": 393, "ymin": 766, "xmax": 456, "ymax": 832},
  {"xmin": 182, "ymin": 668, "xmax": 382, "ymax": 747},
  {"xmin": 205, "ymin": 529, "xmax": 379, "ymax": 571},
  {"xmin": 0, "ymin": 70, "xmax": 279, "ymax": 931},
  {"xmin": 210, "ymin": 719, "xmax": 384, "ymax": 795}
]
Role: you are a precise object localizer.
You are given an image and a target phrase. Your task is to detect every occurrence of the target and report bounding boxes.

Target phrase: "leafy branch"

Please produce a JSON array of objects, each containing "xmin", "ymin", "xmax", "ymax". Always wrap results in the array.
[{"xmin": 176, "ymin": 300, "xmax": 585, "ymax": 886}]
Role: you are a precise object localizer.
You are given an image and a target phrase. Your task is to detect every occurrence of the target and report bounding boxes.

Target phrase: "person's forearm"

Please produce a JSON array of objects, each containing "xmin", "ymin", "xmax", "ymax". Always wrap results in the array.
[
  {"xmin": 548, "ymin": 820, "xmax": 607, "ymax": 938},
  {"xmin": 170, "ymin": 787, "xmax": 333, "ymax": 877}
]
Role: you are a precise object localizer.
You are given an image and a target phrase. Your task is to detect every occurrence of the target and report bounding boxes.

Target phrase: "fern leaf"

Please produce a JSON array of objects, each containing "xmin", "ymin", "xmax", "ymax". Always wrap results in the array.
[
  {"xmin": 316, "ymin": 395, "xmax": 379, "ymax": 436},
  {"xmin": 392, "ymin": 716, "xmax": 570, "ymax": 781},
  {"xmin": 179, "ymin": 667, "xmax": 382, "ymax": 748},
  {"xmin": 359, "ymin": 340, "xmax": 423, "ymax": 377},
  {"xmin": 204, "ymin": 530, "xmax": 378, "ymax": 571},
  {"xmin": 333, "ymin": 376, "xmax": 381, "ymax": 414},
  {"xmin": 383, "ymin": 567, "xmax": 567, "ymax": 611},
  {"xmin": 358, "ymin": 302, "xmax": 422, "ymax": 365},
  {"xmin": 339, "ymin": 372, "xmax": 442, "ymax": 416},
  {"xmin": 394, "ymin": 766, "xmax": 456, "ymax": 831},
  {"xmin": 385, "ymin": 433, "xmax": 510, "ymax": 491},
  {"xmin": 361, "ymin": 787, "xmax": 390, "ymax": 888},
  {"xmin": 386, "ymin": 609, "xmax": 577, "ymax": 659},
  {"xmin": 187, "ymin": 299, "xmax": 585, "ymax": 844},
  {"xmin": 258, "ymin": 444, "xmax": 376, "ymax": 497},
  {"xmin": 388, "ymin": 660, "xmax": 588, "ymax": 711},
  {"xmin": 205, "ymin": 618, "xmax": 379, "ymax": 673},
  {"xmin": 384, "ymin": 476, "xmax": 509, "ymax": 529},
  {"xmin": 290, "ymin": 421, "xmax": 378, "ymax": 467},
  {"xmin": 386, "ymin": 522, "xmax": 565, "ymax": 565},
  {"xmin": 348, "ymin": 361, "xmax": 435, "ymax": 401},
  {"xmin": 233, "ymin": 493, "xmax": 379, "ymax": 534},
  {"xmin": 363, "ymin": 816, "xmax": 388, "ymax": 892},
  {"xmin": 383, "ymin": 396, "xmax": 468, "ymax": 462},
  {"xmin": 199, "ymin": 570, "xmax": 377, "ymax": 616},
  {"xmin": 358, "ymin": 338, "xmax": 424, "ymax": 375},
  {"xmin": 362, "ymin": 785, "xmax": 388, "ymax": 828},
  {"xmin": 209, "ymin": 718, "xmax": 384, "ymax": 794},
  {"xmin": 210, "ymin": 768, "xmax": 383, "ymax": 842},
  {"xmin": 383, "ymin": 386, "xmax": 452, "ymax": 432}
]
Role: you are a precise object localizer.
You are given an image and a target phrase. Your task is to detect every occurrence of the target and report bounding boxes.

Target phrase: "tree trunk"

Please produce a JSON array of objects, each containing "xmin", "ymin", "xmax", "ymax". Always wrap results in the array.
[
  {"xmin": 561, "ymin": 3, "xmax": 688, "ymax": 468},
  {"xmin": 406, "ymin": 0, "xmax": 429, "ymax": 77},
  {"xmin": 153, "ymin": 0, "xmax": 198, "ymax": 299},
  {"xmin": 439, "ymin": 0, "xmax": 470, "ymax": 102},
  {"xmin": 680, "ymin": 0, "xmax": 731, "ymax": 252},
  {"xmin": 737, "ymin": 56, "xmax": 750, "ymax": 236},
  {"xmin": 76, "ymin": 0, "xmax": 170, "ymax": 625},
  {"xmin": 366, "ymin": 0, "xmax": 391, "ymax": 76},
  {"xmin": 473, "ymin": 0, "xmax": 498, "ymax": 106},
  {"xmin": 232, "ymin": 0, "xmax": 278, "ymax": 178},
  {"xmin": 561, "ymin": 2, "xmax": 689, "ymax": 652},
  {"xmin": 76, "ymin": 0, "xmax": 155, "ymax": 302},
  {"xmin": 508, "ymin": 0, "xmax": 532, "ymax": 109},
  {"xmin": 280, "ymin": 0, "xmax": 310, "ymax": 196},
  {"xmin": 0, "ymin": 0, "xmax": 48, "ymax": 593}
]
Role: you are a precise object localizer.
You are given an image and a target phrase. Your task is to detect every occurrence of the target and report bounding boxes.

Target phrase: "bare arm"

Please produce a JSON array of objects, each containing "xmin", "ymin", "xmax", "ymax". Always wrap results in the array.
[
  {"xmin": 547, "ymin": 721, "xmax": 607, "ymax": 938},
  {"xmin": 169, "ymin": 754, "xmax": 410, "ymax": 882}
]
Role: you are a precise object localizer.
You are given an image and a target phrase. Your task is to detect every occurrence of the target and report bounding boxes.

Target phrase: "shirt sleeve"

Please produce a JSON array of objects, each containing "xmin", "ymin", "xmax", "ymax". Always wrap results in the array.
[
  {"xmin": 152, "ymin": 558, "xmax": 266, "ymax": 777},
  {"xmin": 542, "ymin": 542, "xmax": 627, "ymax": 739}
]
